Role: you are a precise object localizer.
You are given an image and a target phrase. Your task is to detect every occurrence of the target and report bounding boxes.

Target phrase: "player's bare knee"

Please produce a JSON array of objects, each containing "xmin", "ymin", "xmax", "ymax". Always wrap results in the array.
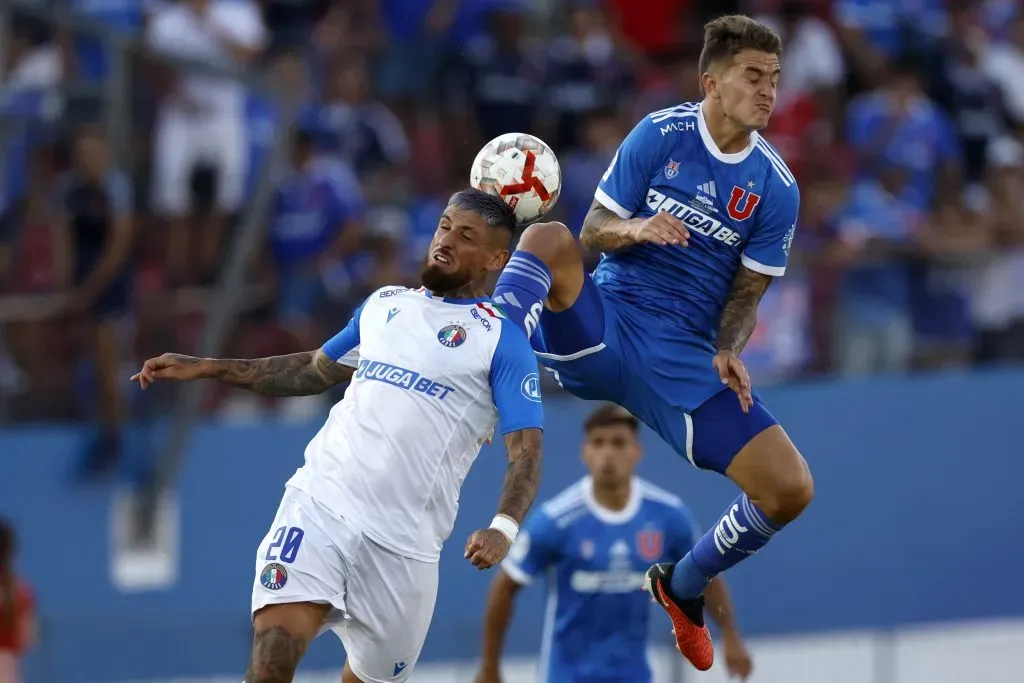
[
  {"xmin": 761, "ymin": 464, "xmax": 814, "ymax": 524},
  {"xmin": 246, "ymin": 626, "xmax": 305, "ymax": 683},
  {"xmin": 516, "ymin": 221, "xmax": 575, "ymax": 266}
]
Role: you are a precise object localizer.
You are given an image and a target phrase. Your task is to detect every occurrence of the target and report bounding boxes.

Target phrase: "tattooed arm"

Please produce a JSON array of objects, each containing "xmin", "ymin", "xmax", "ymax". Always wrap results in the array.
[
  {"xmin": 580, "ymin": 200, "xmax": 691, "ymax": 252},
  {"xmin": 464, "ymin": 428, "xmax": 544, "ymax": 570},
  {"xmin": 580, "ymin": 200, "xmax": 637, "ymax": 252},
  {"xmin": 496, "ymin": 428, "xmax": 544, "ymax": 524},
  {"xmin": 131, "ymin": 349, "xmax": 355, "ymax": 396},
  {"xmin": 713, "ymin": 266, "xmax": 773, "ymax": 412},
  {"xmin": 716, "ymin": 266, "xmax": 773, "ymax": 356}
]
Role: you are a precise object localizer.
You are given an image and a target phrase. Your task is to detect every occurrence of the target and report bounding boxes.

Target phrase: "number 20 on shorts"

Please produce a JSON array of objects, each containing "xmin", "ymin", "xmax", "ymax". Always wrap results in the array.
[{"xmin": 265, "ymin": 526, "xmax": 304, "ymax": 563}]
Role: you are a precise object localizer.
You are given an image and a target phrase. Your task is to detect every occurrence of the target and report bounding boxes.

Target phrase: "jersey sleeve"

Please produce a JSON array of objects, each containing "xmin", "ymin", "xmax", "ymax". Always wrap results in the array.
[
  {"xmin": 489, "ymin": 324, "xmax": 544, "ymax": 435},
  {"xmin": 320, "ymin": 297, "xmax": 368, "ymax": 368},
  {"xmin": 741, "ymin": 173, "xmax": 800, "ymax": 277},
  {"xmin": 595, "ymin": 114, "xmax": 669, "ymax": 219},
  {"xmin": 501, "ymin": 508, "xmax": 561, "ymax": 585}
]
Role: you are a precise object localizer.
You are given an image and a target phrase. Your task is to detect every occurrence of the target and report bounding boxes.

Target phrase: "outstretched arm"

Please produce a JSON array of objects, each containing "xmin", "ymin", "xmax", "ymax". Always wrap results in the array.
[
  {"xmin": 715, "ymin": 265, "xmax": 773, "ymax": 356},
  {"xmin": 132, "ymin": 349, "xmax": 354, "ymax": 396},
  {"xmin": 208, "ymin": 350, "xmax": 354, "ymax": 396}
]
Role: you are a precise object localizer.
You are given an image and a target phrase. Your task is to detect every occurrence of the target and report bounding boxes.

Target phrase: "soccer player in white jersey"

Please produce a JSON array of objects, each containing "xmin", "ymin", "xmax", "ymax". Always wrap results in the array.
[{"xmin": 132, "ymin": 189, "xmax": 545, "ymax": 683}]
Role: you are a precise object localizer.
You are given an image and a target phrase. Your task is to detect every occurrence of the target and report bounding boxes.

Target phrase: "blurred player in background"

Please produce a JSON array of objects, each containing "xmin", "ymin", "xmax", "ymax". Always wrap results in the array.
[
  {"xmin": 475, "ymin": 405, "xmax": 752, "ymax": 683},
  {"xmin": 132, "ymin": 189, "xmax": 544, "ymax": 683},
  {"xmin": 492, "ymin": 15, "xmax": 813, "ymax": 670},
  {"xmin": 0, "ymin": 520, "xmax": 35, "ymax": 683}
]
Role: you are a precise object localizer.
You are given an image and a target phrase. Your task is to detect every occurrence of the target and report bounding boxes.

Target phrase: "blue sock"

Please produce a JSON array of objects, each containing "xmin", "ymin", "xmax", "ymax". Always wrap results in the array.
[
  {"xmin": 670, "ymin": 493, "xmax": 784, "ymax": 600},
  {"xmin": 493, "ymin": 251, "xmax": 552, "ymax": 340}
]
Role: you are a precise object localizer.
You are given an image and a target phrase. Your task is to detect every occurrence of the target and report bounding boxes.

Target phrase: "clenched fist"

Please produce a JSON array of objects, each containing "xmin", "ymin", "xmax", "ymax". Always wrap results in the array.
[
  {"xmin": 629, "ymin": 211, "xmax": 690, "ymax": 247},
  {"xmin": 464, "ymin": 528, "xmax": 512, "ymax": 570},
  {"xmin": 131, "ymin": 353, "xmax": 210, "ymax": 390}
]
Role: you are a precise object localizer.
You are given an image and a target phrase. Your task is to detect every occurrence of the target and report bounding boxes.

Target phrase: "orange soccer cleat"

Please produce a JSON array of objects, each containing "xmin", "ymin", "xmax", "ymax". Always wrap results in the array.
[{"xmin": 644, "ymin": 563, "xmax": 714, "ymax": 671}]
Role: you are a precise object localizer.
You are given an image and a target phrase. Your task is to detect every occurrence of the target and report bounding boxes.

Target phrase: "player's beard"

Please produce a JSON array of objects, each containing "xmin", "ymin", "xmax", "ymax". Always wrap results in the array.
[{"xmin": 420, "ymin": 260, "xmax": 473, "ymax": 294}]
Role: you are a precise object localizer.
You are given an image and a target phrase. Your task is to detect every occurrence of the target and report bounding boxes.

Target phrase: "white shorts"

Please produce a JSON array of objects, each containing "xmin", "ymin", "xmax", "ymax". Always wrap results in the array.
[
  {"xmin": 251, "ymin": 486, "xmax": 438, "ymax": 683},
  {"xmin": 151, "ymin": 108, "xmax": 247, "ymax": 216}
]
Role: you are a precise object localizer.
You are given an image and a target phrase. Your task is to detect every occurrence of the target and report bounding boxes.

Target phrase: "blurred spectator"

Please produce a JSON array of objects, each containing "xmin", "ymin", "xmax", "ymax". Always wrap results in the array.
[
  {"xmin": 604, "ymin": 0, "xmax": 694, "ymax": 61},
  {"xmin": 831, "ymin": 165, "xmax": 922, "ymax": 375},
  {"xmin": 267, "ymin": 128, "xmax": 364, "ymax": 351},
  {"xmin": 981, "ymin": 11, "xmax": 1024, "ymax": 133},
  {"xmin": 146, "ymin": 0, "xmax": 267, "ymax": 285},
  {"xmin": 260, "ymin": 0, "xmax": 328, "ymax": 54},
  {"xmin": 910, "ymin": 192, "xmax": 991, "ymax": 369},
  {"xmin": 846, "ymin": 55, "xmax": 960, "ymax": 212},
  {"xmin": 559, "ymin": 108, "xmax": 623, "ymax": 240},
  {"xmin": 930, "ymin": 3, "xmax": 1007, "ymax": 185},
  {"xmin": 445, "ymin": 1, "xmax": 544, "ymax": 166},
  {"xmin": 51, "ymin": 126, "xmax": 135, "ymax": 475},
  {"xmin": 70, "ymin": 0, "xmax": 144, "ymax": 83},
  {"xmin": 972, "ymin": 137, "xmax": 1024, "ymax": 363},
  {"xmin": 544, "ymin": 0, "xmax": 634, "ymax": 151},
  {"xmin": 632, "ymin": 48, "xmax": 703, "ymax": 122},
  {"xmin": 0, "ymin": 519, "xmax": 35, "ymax": 683},
  {"xmin": 834, "ymin": 0, "xmax": 948, "ymax": 88},
  {"xmin": 306, "ymin": 53, "xmax": 410, "ymax": 189},
  {"xmin": 2, "ymin": 20, "xmax": 62, "ymax": 239},
  {"xmin": 757, "ymin": 0, "xmax": 845, "ymax": 156},
  {"xmin": 4, "ymin": 17, "xmax": 63, "ymax": 91},
  {"xmin": 374, "ymin": 0, "xmax": 457, "ymax": 119}
]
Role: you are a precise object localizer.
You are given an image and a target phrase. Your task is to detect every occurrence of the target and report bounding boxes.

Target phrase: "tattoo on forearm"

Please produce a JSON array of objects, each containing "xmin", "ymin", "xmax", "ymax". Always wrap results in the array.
[
  {"xmin": 716, "ymin": 267, "xmax": 773, "ymax": 355},
  {"xmin": 212, "ymin": 350, "xmax": 353, "ymax": 397},
  {"xmin": 245, "ymin": 626, "xmax": 305, "ymax": 683},
  {"xmin": 580, "ymin": 201, "xmax": 634, "ymax": 252},
  {"xmin": 497, "ymin": 428, "xmax": 543, "ymax": 524}
]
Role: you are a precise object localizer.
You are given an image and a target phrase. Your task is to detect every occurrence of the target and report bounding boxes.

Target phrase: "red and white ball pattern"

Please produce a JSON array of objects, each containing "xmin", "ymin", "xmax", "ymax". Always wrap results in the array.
[{"xmin": 470, "ymin": 133, "xmax": 561, "ymax": 225}]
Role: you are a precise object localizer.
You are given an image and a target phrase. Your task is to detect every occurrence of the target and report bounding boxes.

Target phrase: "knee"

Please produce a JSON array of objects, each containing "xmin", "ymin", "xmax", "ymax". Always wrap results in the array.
[
  {"xmin": 515, "ymin": 221, "xmax": 576, "ymax": 264},
  {"xmin": 246, "ymin": 626, "xmax": 305, "ymax": 683},
  {"xmin": 759, "ymin": 463, "xmax": 814, "ymax": 524}
]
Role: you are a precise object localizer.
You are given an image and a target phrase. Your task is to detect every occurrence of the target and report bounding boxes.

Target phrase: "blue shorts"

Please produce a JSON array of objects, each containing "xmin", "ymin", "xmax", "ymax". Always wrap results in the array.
[{"xmin": 533, "ymin": 278, "xmax": 779, "ymax": 474}]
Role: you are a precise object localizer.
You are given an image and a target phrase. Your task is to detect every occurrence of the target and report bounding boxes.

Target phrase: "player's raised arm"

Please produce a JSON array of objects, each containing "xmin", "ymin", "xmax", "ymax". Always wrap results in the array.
[
  {"xmin": 714, "ymin": 171, "xmax": 800, "ymax": 411},
  {"xmin": 581, "ymin": 115, "xmax": 690, "ymax": 251},
  {"xmin": 131, "ymin": 298, "xmax": 367, "ymax": 396},
  {"xmin": 465, "ymin": 324, "xmax": 544, "ymax": 570}
]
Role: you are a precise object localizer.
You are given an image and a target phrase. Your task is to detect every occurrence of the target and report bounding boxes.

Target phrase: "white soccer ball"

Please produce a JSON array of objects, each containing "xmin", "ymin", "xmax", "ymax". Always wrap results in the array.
[{"xmin": 470, "ymin": 133, "xmax": 561, "ymax": 225}]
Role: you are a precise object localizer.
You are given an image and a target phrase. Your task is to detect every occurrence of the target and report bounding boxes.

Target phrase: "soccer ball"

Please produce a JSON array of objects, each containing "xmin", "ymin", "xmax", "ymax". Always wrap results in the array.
[{"xmin": 470, "ymin": 133, "xmax": 561, "ymax": 225}]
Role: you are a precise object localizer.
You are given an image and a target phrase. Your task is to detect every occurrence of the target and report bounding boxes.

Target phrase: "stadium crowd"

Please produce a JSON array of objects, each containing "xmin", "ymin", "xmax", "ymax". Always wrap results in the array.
[{"xmin": 1, "ymin": 0, "xmax": 1023, "ymax": 467}]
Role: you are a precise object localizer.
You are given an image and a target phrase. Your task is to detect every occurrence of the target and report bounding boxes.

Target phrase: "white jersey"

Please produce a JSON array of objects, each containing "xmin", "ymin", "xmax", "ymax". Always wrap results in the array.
[{"xmin": 287, "ymin": 286, "xmax": 543, "ymax": 562}]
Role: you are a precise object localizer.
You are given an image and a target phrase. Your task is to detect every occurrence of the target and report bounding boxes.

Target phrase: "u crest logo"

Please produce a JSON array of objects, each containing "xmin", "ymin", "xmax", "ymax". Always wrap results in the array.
[{"xmin": 727, "ymin": 186, "xmax": 762, "ymax": 221}]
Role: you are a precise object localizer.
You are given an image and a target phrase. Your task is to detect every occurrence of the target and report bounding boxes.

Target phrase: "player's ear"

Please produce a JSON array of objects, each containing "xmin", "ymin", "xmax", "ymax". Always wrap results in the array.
[
  {"xmin": 486, "ymin": 247, "xmax": 511, "ymax": 273},
  {"xmin": 701, "ymin": 70, "xmax": 719, "ymax": 99}
]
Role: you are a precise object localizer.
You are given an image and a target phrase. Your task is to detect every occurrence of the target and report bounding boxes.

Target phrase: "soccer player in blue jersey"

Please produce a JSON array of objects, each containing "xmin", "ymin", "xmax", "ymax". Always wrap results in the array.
[
  {"xmin": 475, "ymin": 405, "xmax": 752, "ymax": 683},
  {"xmin": 491, "ymin": 15, "xmax": 813, "ymax": 671}
]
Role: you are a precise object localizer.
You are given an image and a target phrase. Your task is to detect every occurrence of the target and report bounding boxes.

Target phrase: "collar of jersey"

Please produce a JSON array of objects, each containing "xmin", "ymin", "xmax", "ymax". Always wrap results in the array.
[
  {"xmin": 581, "ymin": 476, "xmax": 642, "ymax": 525},
  {"xmin": 421, "ymin": 290, "xmax": 490, "ymax": 305},
  {"xmin": 697, "ymin": 101, "xmax": 758, "ymax": 164}
]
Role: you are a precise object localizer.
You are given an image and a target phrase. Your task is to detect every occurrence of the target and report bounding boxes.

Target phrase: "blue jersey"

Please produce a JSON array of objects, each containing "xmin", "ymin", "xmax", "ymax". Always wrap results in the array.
[
  {"xmin": 502, "ymin": 477, "xmax": 701, "ymax": 683},
  {"xmin": 593, "ymin": 102, "xmax": 800, "ymax": 344}
]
